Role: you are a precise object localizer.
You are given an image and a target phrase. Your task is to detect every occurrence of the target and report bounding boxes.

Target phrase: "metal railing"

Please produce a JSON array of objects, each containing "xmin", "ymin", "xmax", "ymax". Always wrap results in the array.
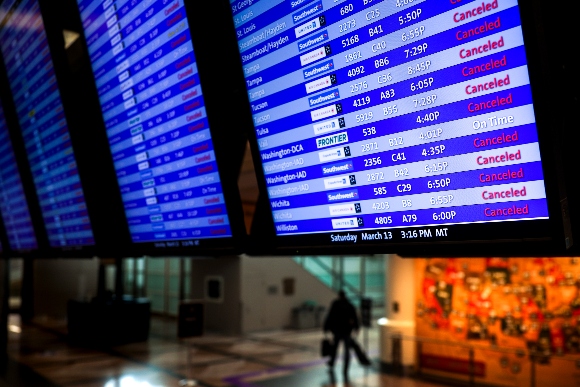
[{"xmin": 384, "ymin": 333, "xmax": 578, "ymax": 387}]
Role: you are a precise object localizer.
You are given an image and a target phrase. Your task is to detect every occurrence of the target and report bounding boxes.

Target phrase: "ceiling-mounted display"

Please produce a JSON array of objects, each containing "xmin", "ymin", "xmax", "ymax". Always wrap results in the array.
[
  {"xmin": 0, "ymin": 99, "xmax": 38, "ymax": 253},
  {"xmin": 75, "ymin": 0, "xmax": 238, "ymax": 250},
  {"xmin": 229, "ymin": 0, "xmax": 569, "ymax": 253},
  {"xmin": 0, "ymin": 0, "xmax": 95, "ymax": 248}
]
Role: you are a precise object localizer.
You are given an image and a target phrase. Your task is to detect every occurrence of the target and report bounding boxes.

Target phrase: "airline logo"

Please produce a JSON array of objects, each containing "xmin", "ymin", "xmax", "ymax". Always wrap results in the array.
[
  {"xmin": 143, "ymin": 188, "xmax": 156, "ymax": 197},
  {"xmin": 290, "ymin": 0, "xmax": 316, "ymax": 9},
  {"xmin": 313, "ymin": 117, "xmax": 346, "ymax": 135},
  {"xmin": 146, "ymin": 197, "xmax": 158, "ymax": 205},
  {"xmin": 118, "ymin": 70, "xmax": 130, "ymax": 82},
  {"xmin": 116, "ymin": 59, "xmax": 129, "ymax": 74},
  {"xmin": 128, "ymin": 115, "xmax": 141, "ymax": 126},
  {"xmin": 309, "ymin": 88, "xmax": 339, "ymax": 107},
  {"xmin": 130, "ymin": 125, "xmax": 143, "ymax": 135},
  {"xmin": 331, "ymin": 217, "xmax": 363, "ymax": 229},
  {"xmin": 327, "ymin": 189, "xmax": 359, "ymax": 202},
  {"xmin": 293, "ymin": 1, "xmax": 323, "ymax": 24},
  {"xmin": 329, "ymin": 203, "xmax": 362, "ymax": 216},
  {"xmin": 317, "ymin": 132, "xmax": 348, "ymax": 149},
  {"xmin": 140, "ymin": 170, "xmax": 153, "ymax": 179},
  {"xmin": 322, "ymin": 161, "xmax": 353, "ymax": 175},
  {"xmin": 108, "ymin": 22, "xmax": 120, "ymax": 38},
  {"xmin": 122, "ymin": 89, "xmax": 134, "ymax": 100},
  {"xmin": 311, "ymin": 103, "xmax": 342, "ymax": 121},
  {"xmin": 303, "ymin": 59, "xmax": 334, "ymax": 79},
  {"xmin": 324, "ymin": 174, "xmax": 356, "ymax": 189},
  {"xmin": 124, "ymin": 97, "xmax": 136, "ymax": 109},
  {"xmin": 110, "ymin": 33, "xmax": 122, "ymax": 46},
  {"xmin": 112, "ymin": 41, "xmax": 124, "ymax": 56},
  {"xmin": 142, "ymin": 179, "xmax": 155, "ymax": 188},
  {"xmin": 150, "ymin": 214, "xmax": 164, "ymax": 223},
  {"xmin": 104, "ymin": 4, "xmax": 116, "ymax": 19},
  {"xmin": 305, "ymin": 75, "xmax": 335, "ymax": 94},
  {"xmin": 120, "ymin": 78, "xmax": 133, "ymax": 92},
  {"xmin": 295, "ymin": 16, "xmax": 326, "ymax": 38},
  {"xmin": 318, "ymin": 146, "xmax": 350, "ymax": 163},
  {"xmin": 135, "ymin": 152, "xmax": 148, "ymax": 162},
  {"xmin": 297, "ymin": 29, "xmax": 328, "ymax": 51},
  {"xmin": 300, "ymin": 44, "xmax": 331, "ymax": 66},
  {"xmin": 148, "ymin": 206, "xmax": 161, "ymax": 214},
  {"xmin": 106, "ymin": 14, "xmax": 118, "ymax": 28},
  {"xmin": 132, "ymin": 134, "xmax": 144, "ymax": 145}
]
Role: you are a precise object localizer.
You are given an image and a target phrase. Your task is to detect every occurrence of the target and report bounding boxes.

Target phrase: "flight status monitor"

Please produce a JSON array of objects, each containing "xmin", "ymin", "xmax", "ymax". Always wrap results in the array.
[
  {"xmin": 75, "ymin": 0, "xmax": 237, "ymax": 250},
  {"xmin": 0, "ymin": 0, "xmax": 95, "ymax": 249},
  {"xmin": 231, "ymin": 0, "xmax": 565, "ymax": 252},
  {"xmin": 0, "ymin": 99, "xmax": 38, "ymax": 253}
]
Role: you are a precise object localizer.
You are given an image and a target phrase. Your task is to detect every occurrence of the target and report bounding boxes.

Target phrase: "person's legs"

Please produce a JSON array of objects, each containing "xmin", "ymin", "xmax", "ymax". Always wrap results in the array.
[
  {"xmin": 342, "ymin": 335, "xmax": 352, "ymax": 378},
  {"xmin": 328, "ymin": 334, "xmax": 340, "ymax": 367}
]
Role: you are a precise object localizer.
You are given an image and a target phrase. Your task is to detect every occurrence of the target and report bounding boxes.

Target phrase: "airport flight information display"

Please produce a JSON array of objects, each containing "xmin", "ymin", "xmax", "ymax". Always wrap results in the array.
[
  {"xmin": 0, "ymin": 100, "xmax": 38, "ymax": 252},
  {"xmin": 233, "ymin": 0, "xmax": 550, "ymax": 244},
  {"xmin": 77, "ymin": 0, "xmax": 233, "ymax": 245},
  {"xmin": 0, "ymin": 0, "xmax": 95, "ymax": 248}
]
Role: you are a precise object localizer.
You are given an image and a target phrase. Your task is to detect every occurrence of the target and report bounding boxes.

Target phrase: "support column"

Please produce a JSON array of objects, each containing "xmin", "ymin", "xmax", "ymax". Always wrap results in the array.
[
  {"xmin": 380, "ymin": 254, "xmax": 416, "ymax": 369},
  {"xmin": 0, "ymin": 259, "xmax": 8, "ymax": 359}
]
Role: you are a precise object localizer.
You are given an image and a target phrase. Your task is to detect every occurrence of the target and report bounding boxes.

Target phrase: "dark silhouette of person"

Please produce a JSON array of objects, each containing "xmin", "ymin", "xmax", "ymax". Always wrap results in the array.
[{"xmin": 323, "ymin": 290, "xmax": 361, "ymax": 379}]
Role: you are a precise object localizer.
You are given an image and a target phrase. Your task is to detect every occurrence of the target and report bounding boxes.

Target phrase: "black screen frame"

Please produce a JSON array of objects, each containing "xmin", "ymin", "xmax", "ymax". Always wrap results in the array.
[
  {"xmin": 0, "ymin": 88, "xmax": 46, "ymax": 260},
  {"xmin": 0, "ymin": 0, "xmax": 52, "ymax": 259},
  {"xmin": 0, "ymin": 93, "xmax": 44, "ymax": 258},
  {"xmin": 0, "ymin": 212, "xmax": 9, "ymax": 259},
  {"xmin": 38, "ymin": 0, "xmax": 133, "ymax": 258}
]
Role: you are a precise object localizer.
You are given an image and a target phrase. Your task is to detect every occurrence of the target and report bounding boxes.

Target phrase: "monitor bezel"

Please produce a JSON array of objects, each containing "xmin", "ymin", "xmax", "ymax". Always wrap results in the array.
[{"xmin": 191, "ymin": 0, "xmax": 574, "ymax": 256}]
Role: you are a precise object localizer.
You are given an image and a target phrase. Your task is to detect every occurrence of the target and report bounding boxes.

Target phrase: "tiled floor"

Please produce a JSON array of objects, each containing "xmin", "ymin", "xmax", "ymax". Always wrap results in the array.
[{"xmin": 2, "ymin": 315, "xmax": 445, "ymax": 387}]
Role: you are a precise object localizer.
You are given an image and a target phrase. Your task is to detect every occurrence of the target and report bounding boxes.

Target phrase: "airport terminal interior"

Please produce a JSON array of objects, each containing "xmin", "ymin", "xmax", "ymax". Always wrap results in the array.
[{"xmin": 5, "ymin": 254, "xmax": 580, "ymax": 386}]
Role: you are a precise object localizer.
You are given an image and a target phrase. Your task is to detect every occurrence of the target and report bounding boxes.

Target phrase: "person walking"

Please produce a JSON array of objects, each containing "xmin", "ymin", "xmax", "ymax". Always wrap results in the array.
[{"xmin": 323, "ymin": 290, "xmax": 369, "ymax": 380}]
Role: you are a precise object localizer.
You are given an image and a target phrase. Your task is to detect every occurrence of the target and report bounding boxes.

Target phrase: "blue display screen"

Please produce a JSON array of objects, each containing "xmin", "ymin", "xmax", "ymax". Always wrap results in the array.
[
  {"xmin": 0, "ymin": 0, "xmax": 95, "ymax": 248},
  {"xmin": 0, "ymin": 100, "xmax": 38, "ymax": 252},
  {"xmin": 231, "ymin": 0, "xmax": 550, "ymax": 240},
  {"xmin": 76, "ymin": 0, "xmax": 232, "ymax": 244}
]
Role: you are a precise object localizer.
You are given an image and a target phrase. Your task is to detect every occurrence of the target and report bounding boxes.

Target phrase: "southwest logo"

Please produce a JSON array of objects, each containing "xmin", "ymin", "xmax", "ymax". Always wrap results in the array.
[
  {"xmin": 327, "ymin": 189, "xmax": 359, "ymax": 202},
  {"xmin": 322, "ymin": 161, "xmax": 354, "ymax": 175},
  {"xmin": 292, "ymin": 1, "xmax": 323, "ymax": 24},
  {"xmin": 297, "ymin": 29, "xmax": 328, "ymax": 51},
  {"xmin": 303, "ymin": 59, "xmax": 334, "ymax": 79},
  {"xmin": 309, "ymin": 89, "xmax": 340, "ymax": 107}
]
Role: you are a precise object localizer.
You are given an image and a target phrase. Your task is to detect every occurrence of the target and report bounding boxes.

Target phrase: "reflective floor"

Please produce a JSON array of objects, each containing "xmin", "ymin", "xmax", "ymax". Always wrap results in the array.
[{"xmin": 2, "ymin": 315, "xmax": 444, "ymax": 387}]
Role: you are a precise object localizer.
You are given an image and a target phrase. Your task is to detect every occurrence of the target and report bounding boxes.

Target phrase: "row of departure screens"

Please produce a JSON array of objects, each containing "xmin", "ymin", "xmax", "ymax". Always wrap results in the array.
[{"xmin": 0, "ymin": 0, "xmax": 552, "ymax": 256}]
